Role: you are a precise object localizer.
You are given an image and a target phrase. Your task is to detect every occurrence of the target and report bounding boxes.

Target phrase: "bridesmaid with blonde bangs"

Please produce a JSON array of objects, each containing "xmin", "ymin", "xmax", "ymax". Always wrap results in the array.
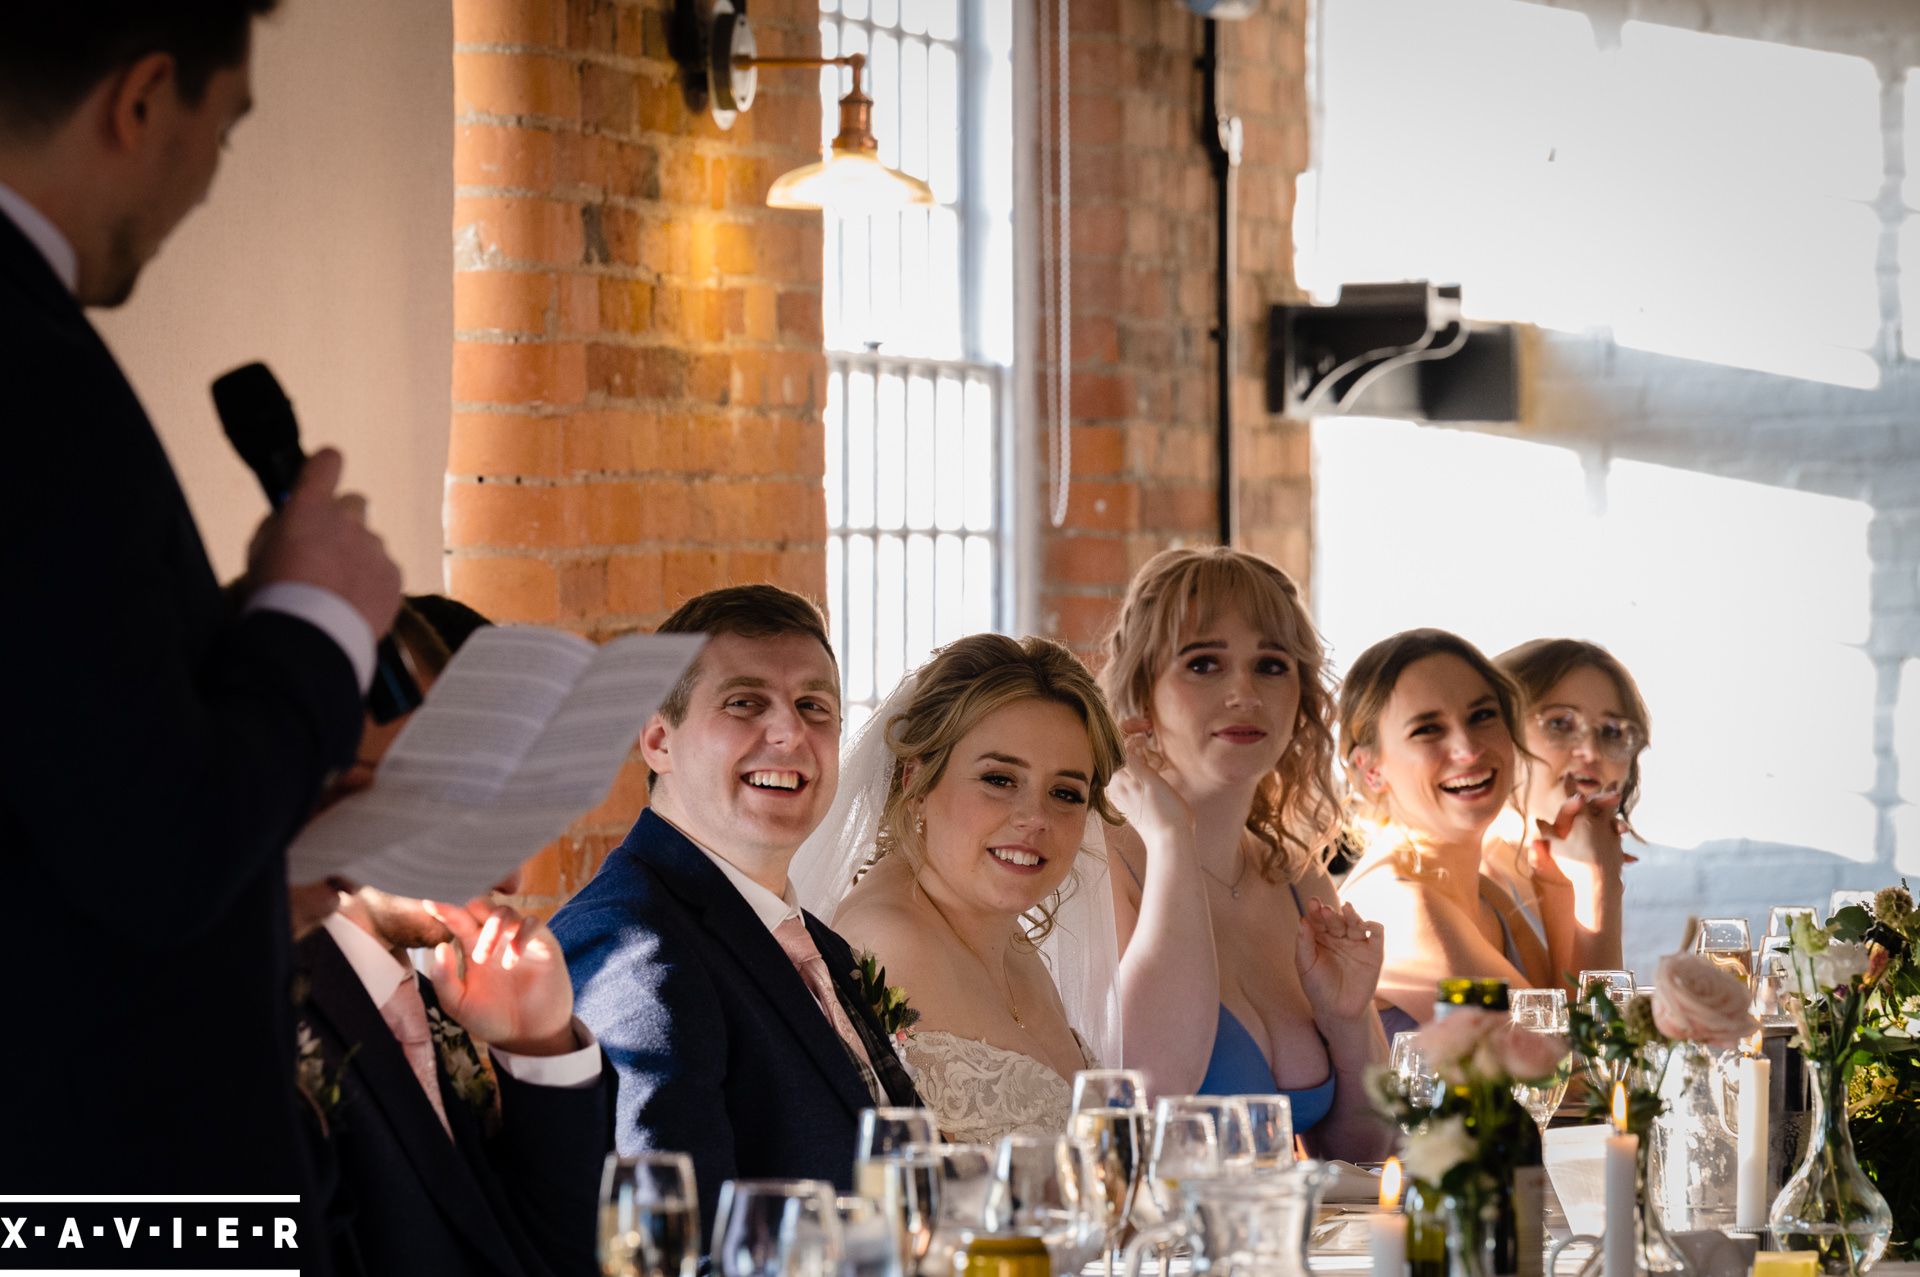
[{"xmin": 1094, "ymin": 547, "xmax": 1390, "ymax": 1162}]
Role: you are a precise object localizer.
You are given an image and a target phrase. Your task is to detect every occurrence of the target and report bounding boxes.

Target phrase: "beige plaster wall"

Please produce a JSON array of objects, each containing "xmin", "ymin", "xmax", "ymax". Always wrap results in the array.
[{"xmin": 94, "ymin": 0, "xmax": 453, "ymax": 592}]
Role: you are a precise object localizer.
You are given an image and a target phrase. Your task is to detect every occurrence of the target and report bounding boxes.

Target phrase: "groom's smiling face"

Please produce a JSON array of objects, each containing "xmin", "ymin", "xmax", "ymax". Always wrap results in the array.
[{"xmin": 643, "ymin": 631, "xmax": 843, "ymax": 868}]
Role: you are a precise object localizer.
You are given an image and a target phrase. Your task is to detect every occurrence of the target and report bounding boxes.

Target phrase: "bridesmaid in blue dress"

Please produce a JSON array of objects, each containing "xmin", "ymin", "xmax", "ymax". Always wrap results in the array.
[
  {"xmin": 1334, "ymin": 629, "xmax": 1566, "ymax": 1037},
  {"xmin": 1095, "ymin": 548, "xmax": 1393, "ymax": 1162}
]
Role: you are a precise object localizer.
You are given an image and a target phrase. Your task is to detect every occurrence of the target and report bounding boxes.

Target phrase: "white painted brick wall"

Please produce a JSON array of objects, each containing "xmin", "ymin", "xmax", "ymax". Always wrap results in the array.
[{"xmin": 1307, "ymin": 0, "xmax": 1920, "ymax": 971}]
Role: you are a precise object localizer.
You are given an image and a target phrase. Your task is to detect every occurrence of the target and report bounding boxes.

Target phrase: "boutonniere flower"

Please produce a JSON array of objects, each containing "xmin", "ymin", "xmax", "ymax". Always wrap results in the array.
[
  {"xmin": 852, "ymin": 950, "xmax": 921, "ymax": 1056},
  {"xmin": 295, "ymin": 1020, "xmax": 351, "ymax": 1133},
  {"xmin": 426, "ymin": 1006, "xmax": 499, "ymax": 1121}
]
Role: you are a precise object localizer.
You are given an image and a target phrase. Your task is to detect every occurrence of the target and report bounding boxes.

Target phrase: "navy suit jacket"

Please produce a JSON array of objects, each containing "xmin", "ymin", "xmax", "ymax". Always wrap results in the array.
[
  {"xmin": 0, "ymin": 204, "xmax": 363, "ymax": 1222},
  {"xmin": 296, "ymin": 929, "xmax": 613, "ymax": 1277},
  {"xmin": 552, "ymin": 810, "xmax": 920, "ymax": 1242}
]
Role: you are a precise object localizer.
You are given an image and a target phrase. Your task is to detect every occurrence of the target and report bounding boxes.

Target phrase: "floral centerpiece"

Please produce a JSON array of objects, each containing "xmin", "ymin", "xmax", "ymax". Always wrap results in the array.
[
  {"xmin": 1569, "ymin": 954, "xmax": 1758, "ymax": 1276},
  {"xmin": 1369, "ymin": 1009, "xmax": 1569, "ymax": 1277},
  {"xmin": 1845, "ymin": 888, "xmax": 1920, "ymax": 1260},
  {"xmin": 1772, "ymin": 890, "xmax": 1920, "ymax": 1274}
]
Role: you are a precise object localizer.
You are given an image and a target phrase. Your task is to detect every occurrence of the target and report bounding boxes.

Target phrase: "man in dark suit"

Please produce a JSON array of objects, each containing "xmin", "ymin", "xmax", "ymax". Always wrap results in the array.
[
  {"xmin": 0, "ymin": 1, "xmax": 402, "ymax": 1221},
  {"xmin": 296, "ymin": 596, "xmax": 611, "ymax": 1277},
  {"xmin": 552, "ymin": 586, "xmax": 920, "ymax": 1243}
]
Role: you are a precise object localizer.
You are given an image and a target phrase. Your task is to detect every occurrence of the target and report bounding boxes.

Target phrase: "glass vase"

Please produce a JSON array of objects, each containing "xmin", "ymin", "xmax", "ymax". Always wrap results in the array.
[
  {"xmin": 1769, "ymin": 1058, "xmax": 1893, "ymax": 1276},
  {"xmin": 1634, "ymin": 1130, "xmax": 1696, "ymax": 1277},
  {"xmin": 1443, "ymin": 1190, "xmax": 1496, "ymax": 1277}
]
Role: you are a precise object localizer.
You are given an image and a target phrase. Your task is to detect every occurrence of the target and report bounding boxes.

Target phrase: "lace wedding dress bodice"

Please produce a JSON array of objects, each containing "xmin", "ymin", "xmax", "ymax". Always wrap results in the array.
[{"xmin": 902, "ymin": 1030, "xmax": 1098, "ymax": 1145}]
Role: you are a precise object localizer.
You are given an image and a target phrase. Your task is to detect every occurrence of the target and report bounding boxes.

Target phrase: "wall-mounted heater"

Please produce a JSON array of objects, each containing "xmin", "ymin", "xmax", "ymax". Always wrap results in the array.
[{"xmin": 1266, "ymin": 282, "xmax": 1518, "ymax": 422}]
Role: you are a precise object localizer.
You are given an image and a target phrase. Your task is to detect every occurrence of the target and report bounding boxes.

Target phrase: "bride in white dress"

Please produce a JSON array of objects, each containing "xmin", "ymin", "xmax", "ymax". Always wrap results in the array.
[{"xmin": 793, "ymin": 634, "xmax": 1161, "ymax": 1144}]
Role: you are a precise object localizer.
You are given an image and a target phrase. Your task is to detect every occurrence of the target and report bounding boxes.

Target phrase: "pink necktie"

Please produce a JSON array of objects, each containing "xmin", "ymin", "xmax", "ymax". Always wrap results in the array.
[
  {"xmin": 381, "ymin": 974, "xmax": 453, "ymax": 1139},
  {"xmin": 773, "ymin": 915, "xmax": 882, "ymax": 1100}
]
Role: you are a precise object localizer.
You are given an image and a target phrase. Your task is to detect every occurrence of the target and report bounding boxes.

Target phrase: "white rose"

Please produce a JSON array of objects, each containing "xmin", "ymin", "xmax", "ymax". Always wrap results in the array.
[
  {"xmin": 1813, "ymin": 942, "xmax": 1871, "ymax": 993},
  {"xmin": 1400, "ymin": 1113, "xmax": 1477, "ymax": 1184}
]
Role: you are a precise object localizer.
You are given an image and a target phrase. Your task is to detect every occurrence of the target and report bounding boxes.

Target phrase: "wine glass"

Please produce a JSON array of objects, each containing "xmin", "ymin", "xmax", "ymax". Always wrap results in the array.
[
  {"xmin": 1829, "ymin": 889, "xmax": 1875, "ymax": 917},
  {"xmin": 1390, "ymin": 1030, "xmax": 1439, "ymax": 1120},
  {"xmin": 987, "ymin": 1134, "xmax": 1102, "ymax": 1272},
  {"xmin": 600, "ymin": 1153, "xmax": 699, "ymax": 1277},
  {"xmin": 862, "ymin": 1147, "xmax": 940, "ymax": 1277},
  {"xmin": 1754, "ymin": 934, "xmax": 1797, "ymax": 1024},
  {"xmin": 1068, "ymin": 1069, "xmax": 1148, "ymax": 1277},
  {"xmin": 710, "ymin": 1179, "xmax": 841, "ymax": 1277},
  {"xmin": 1693, "ymin": 917, "xmax": 1754, "ymax": 984},
  {"xmin": 1230, "ymin": 1095, "xmax": 1295, "ymax": 1170},
  {"xmin": 1147, "ymin": 1104, "xmax": 1222, "ymax": 1211},
  {"xmin": 834, "ymin": 1196, "xmax": 900, "ymax": 1277},
  {"xmin": 1576, "ymin": 968, "xmax": 1635, "ymax": 1008},
  {"xmin": 1509, "ymin": 989, "xmax": 1572, "ymax": 1133},
  {"xmin": 1767, "ymin": 905, "xmax": 1819, "ymax": 935},
  {"xmin": 854, "ymin": 1107, "xmax": 938, "ymax": 1197}
]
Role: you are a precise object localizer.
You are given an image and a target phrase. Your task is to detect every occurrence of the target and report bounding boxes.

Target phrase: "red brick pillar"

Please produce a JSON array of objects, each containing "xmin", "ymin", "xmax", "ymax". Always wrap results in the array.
[
  {"xmin": 1032, "ymin": 0, "xmax": 1314, "ymax": 657},
  {"xmin": 448, "ymin": 0, "xmax": 828, "ymax": 908}
]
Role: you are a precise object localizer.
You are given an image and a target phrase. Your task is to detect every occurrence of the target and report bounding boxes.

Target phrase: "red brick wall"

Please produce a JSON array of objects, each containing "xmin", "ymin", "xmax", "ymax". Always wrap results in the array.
[
  {"xmin": 1032, "ymin": 0, "xmax": 1314, "ymax": 656},
  {"xmin": 447, "ymin": 0, "xmax": 827, "ymax": 907}
]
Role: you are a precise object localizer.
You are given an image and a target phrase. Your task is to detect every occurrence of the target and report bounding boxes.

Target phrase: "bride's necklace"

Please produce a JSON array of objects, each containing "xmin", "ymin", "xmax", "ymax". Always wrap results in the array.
[{"xmin": 922, "ymin": 890, "xmax": 1024, "ymax": 1029}]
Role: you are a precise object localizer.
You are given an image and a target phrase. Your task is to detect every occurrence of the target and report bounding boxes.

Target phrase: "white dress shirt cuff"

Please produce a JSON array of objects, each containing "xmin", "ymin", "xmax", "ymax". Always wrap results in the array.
[
  {"xmin": 489, "ymin": 1018, "xmax": 602, "ymax": 1089},
  {"xmin": 245, "ymin": 582, "xmax": 377, "ymax": 692}
]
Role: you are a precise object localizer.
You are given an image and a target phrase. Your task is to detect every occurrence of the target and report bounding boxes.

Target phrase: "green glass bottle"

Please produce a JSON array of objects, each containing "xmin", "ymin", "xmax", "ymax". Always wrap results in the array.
[
  {"xmin": 1401, "ymin": 1176, "xmax": 1449, "ymax": 1277},
  {"xmin": 1435, "ymin": 977, "xmax": 1511, "ymax": 1017}
]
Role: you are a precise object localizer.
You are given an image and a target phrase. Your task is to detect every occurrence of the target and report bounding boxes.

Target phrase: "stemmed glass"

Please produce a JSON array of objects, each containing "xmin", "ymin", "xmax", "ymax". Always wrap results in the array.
[
  {"xmin": 833, "ymin": 1196, "xmax": 900, "ymax": 1277},
  {"xmin": 1389, "ymin": 1030, "xmax": 1439, "ymax": 1125},
  {"xmin": 600, "ymin": 1152, "xmax": 699, "ymax": 1277},
  {"xmin": 1147, "ymin": 1105, "xmax": 1221, "ymax": 1212},
  {"xmin": 1231, "ymin": 1095, "xmax": 1296, "ymax": 1170},
  {"xmin": 986, "ymin": 1134, "xmax": 1102, "ymax": 1273},
  {"xmin": 1576, "ymin": 970, "xmax": 1636, "ymax": 1091},
  {"xmin": 1829, "ymin": 889, "xmax": 1875, "ymax": 917},
  {"xmin": 1069, "ymin": 1069, "xmax": 1148, "ymax": 1277},
  {"xmin": 1693, "ymin": 917, "xmax": 1754, "ymax": 984},
  {"xmin": 1767, "ymin": 905, "xmax": 1819, "ymax": 935},
  {"xmin": 854, "ymin": 1107, "xmax": 938, "ymax": 1198},
  {"xmin": 1509, "ymin": 988, "xmax": 1572, "ymax": 1133},
  {"xmin": 710, "ymin": 1179, "xmax": 841, "ymax": 1277}
]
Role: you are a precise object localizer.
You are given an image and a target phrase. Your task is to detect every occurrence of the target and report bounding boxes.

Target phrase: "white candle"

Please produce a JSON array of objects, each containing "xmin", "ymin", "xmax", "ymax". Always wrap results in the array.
[
  {"xmin": 1371, "ymin": 1157, "xmax": 1408, "ymax": 1277},
  {"xmin": 1604, "ymin": 1082, "xmax": 1638, "ymax": 1277},
  {"xmin": 1736, "ymin": 1037, "xmax": 1772, "ymax": 1229}
]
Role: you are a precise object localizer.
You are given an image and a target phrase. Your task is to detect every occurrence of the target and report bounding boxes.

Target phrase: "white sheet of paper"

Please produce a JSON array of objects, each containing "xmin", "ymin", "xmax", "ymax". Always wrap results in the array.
[
  {"xmin": 1543, "ymin": 1123, "xmax": 1614, "ymax": 1238},
  {"xmin": 288, "ymin": 628, "xmax": 704, "ymax": 900}
]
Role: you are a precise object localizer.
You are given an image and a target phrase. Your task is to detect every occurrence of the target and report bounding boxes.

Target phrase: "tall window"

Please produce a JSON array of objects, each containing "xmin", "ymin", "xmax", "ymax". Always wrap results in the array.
[{"xmin": 819, "ymin": 0, "xmax": 1016, "ymax": 732}]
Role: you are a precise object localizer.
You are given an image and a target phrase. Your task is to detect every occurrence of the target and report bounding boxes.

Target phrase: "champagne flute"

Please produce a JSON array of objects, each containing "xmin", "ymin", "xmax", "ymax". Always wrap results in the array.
[
  {"xmin": 600, "ymin": 1152, "xmax": 699, "ymax": 1277},
  {"xmin": 1230, "ymin": 1095, "xmax": 1296, "ymax": 1171},
  {"xmin": 1693, "ymin": 917, "xmax": 1754, "ymax": 984},
  {"xmin": 710, "ymin": 1179, "xmax": 841, "ymax": 1277},
  {"xmin": 1069, "ymin": 1069, "xmax": 1148, "ymax": 1277},
  {"xmin": 1508, "ymin": 988, "xmax": 1572, "ymax": 1133}
]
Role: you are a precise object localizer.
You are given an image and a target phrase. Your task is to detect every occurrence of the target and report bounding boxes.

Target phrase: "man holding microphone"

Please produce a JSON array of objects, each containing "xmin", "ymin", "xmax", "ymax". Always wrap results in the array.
[{"xmin": 0, "ymin": 1, "xmax": 403, "ymax": 1243}]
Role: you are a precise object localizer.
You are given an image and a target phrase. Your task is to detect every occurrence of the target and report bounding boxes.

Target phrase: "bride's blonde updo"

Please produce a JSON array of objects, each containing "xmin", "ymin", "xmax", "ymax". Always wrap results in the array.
[
  {"xmin": 1099, "ymin": 546, "xmax": 1342, "ymax": 882},
  {"xmin": 874, "ymin": 634, "xmax": 1125, "ymax": 940}
]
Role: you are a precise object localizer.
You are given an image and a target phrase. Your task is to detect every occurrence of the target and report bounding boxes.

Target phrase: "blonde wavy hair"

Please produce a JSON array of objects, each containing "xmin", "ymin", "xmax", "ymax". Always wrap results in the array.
[
  {"xmin": 1098, "ymin": 546, "xmax": 1341, "ymax": 882},
  {"xmin": 1337, "ymin": 628, "xmax": 1528, "ymax": 879},
  {"xmin": 875, "ymin": 634, "xmax": 1125, "ymax": 942}
]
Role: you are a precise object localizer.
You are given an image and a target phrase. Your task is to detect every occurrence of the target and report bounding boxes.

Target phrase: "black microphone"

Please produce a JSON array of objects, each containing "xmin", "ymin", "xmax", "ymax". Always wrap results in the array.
[{"xmin": 213, "ymin": 361, "xmax": 422, "ymax": 724}]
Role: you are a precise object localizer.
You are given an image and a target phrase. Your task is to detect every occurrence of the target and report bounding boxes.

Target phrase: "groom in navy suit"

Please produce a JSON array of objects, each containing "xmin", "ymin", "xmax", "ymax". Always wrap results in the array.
[{"xmin": 552, "ymin": 585, "xmax": 920, "ymax": 1240}]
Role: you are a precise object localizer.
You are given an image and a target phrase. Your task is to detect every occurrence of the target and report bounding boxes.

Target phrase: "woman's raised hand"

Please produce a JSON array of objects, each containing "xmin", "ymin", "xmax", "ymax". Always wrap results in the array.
[
  {"xmin": 1294, "ymin": 896, "xmax": 1385, "ymax": 1021},
  {"xmin": 1107, "ymin": 716, "xmax": 1196, "ymax": 844},
  {"xmin": 1528, "ymin": 779, "xmax": 1633, "ymax": 883}
]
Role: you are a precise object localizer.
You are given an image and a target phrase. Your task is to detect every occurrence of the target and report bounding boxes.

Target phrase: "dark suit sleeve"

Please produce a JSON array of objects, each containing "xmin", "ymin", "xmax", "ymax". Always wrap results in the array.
[
  {"xmin": 489, "ymin": 1056, "xmax": 615, "ymax": 1277},
  {"xmin": 564, "ymin": 905, "xmax": 737, "ymax": 1242},
  {"xmin": 0, "ymin": 316, "xmax": 362, "ymax": 940}
]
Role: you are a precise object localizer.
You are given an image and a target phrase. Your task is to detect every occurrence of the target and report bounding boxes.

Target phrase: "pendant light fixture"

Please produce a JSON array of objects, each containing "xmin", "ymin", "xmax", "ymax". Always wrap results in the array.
[{"xmin": 673, "ymin": 0, "xmax": 936, "ymax": 213}]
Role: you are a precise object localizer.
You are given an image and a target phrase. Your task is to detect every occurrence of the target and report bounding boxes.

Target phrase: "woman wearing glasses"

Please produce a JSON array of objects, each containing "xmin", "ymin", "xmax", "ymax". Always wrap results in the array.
[{"xmin": 1483, "ymin": 638, "xmax": 1646, "ymax": 980}]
